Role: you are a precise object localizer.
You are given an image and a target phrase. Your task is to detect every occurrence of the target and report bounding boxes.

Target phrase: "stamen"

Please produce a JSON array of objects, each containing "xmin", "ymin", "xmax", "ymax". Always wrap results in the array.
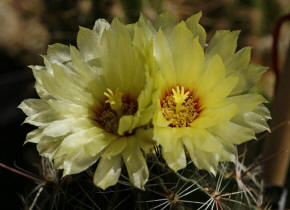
[{"xmin": 161, "ymin": 85, "xmax": 202, "ymax": 128}]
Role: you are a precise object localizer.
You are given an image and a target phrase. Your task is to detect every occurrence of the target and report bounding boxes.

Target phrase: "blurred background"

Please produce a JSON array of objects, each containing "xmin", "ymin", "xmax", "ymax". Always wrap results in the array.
[{"xmin": 0, "ymin": 0, "xmax": 289, "ymax": 209}]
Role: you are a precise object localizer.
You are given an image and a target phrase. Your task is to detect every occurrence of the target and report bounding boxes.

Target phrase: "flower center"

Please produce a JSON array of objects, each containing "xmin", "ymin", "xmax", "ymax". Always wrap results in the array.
[
  {"xmin": 95, "ymin": 89, "xmax": 137, "ymax": 134},
  {"xmin": 160, "ymin": 85, "xmax": 202, "ymax": 128}
]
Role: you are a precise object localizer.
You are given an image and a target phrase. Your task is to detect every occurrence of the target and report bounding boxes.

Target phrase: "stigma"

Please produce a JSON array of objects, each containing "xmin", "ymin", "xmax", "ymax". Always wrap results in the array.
[
  {"xmin": 104, "ymin": 88, "xmax": 123, "ymax": 113},
  {"xmin": 172, "ymin": 86, "xmax": 189, "ymax": 113}
]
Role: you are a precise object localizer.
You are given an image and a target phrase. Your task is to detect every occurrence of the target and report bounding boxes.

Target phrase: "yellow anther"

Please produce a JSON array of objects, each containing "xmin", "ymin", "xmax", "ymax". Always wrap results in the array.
[
  {"xmin": 161, "ymin": 86, "xmax": 201, "ymax": 127},
  {"xmin": 172, "ymin": 86, "xmax": 189, "ymax": 112},
  {"xmin": 104, "ymin": 88, "xmax": 122, "ymax": 112}
]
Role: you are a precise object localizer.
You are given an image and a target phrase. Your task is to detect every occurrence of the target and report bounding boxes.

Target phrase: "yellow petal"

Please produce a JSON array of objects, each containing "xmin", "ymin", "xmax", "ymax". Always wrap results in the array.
[
  {"xmin": 102, "ymin": 137, "xmax": 128, "ymax": 158},
  {"xmin": 77, "ymin": 19, "xmax": 110, "ymax": 61},
  {"xmin": 202, "ymin": 75, "xmax": 238, "ymax": 106},
  {"xmin": 118, "ymin": 72, "xmax": 155, "ymax": 135},
  {"xmin": 32, "ymin": 66, "xmax": 84, "ymax": 105},
  {"xmin": 185, "ymin": 11, "xmax": 206, "ymax": 47},
  {"xmin": 225, "ymin": 47, "xmax": 251, "ymax": 94},
  {"xmin": 233, "ymin": 110, "xmax": 270, "ymax": 133},
  {"xmin": 122, "ymin": 140, "xmax": 149, "ymax": 190},
  {"xmin": 77, "ymin": 26, "xmax": 100, "ymax": 61},
  {"xmin": 100, "ymin": 19, "xmax": 146, "ymax": 96},
  {"xmin": 254, "ymin": 104, "xmax": 271, "ymax": 120},
  {"xmin": 47, "ymin": 43, "xmax": 71, "ymax": 64},
  {"xmin": 43, "ymin": 118, "xmax": 95, "ymax": 137},
  {"xmin": 134, "ymin": 15, "xmax": 154, "ymax": 53},
  {"xmin": 54, "ymin": 127, "xmax": 110, "ymax": 159},
  {"xmin": 47, "ymin": 100, "xmax": 91, "ymax": 118},
  {"xmin": 134, "ymin": 71, "xmax": 155, "ymax": 126},
  {"xmin": 18, "ymin": 99, "xmax": 50, "ymax": 116},
  {"xmin": 246, "ymin": 64, "xmax": 268, "ymax": 88},
  {"xmin": 61, "ymin": 149, "xmax": 99, "ymax": 176},
  {"xmin": 93, "ymin": 155, "xmax": 121, "ymax": 190},
  {"xmin": 191, "ymin": 103, "xmax": 238, "ymax": 128},
  {"xmin": 25, "ymin": 129, "xmax": 43, "ymax": 144},
  {"xmin": 196, "ymin": 55, "xmax": 226, "ymax": 97},
  {"xmin": 34, "ymin": 82, "xmax": 51, "ymax": 100},
  {"xmin": 36, "ymin": 136, "xmax": 62, "ymax": 160},
  {"xmin": 154, "ymin": 29, "xmax": 176, "ymax": 85},
  {"xmin": 154, "ymin": 12, "xmax": 178, "ymax": 32},
  {"xmin": 135, "ymin": 128, "xmax": 155, "ymax": 153},
  {"xmin": 93, "ymin": 19, "xmax": 110, "ymax": 34},
  {"xmin": 118, "ymin": 115, "xmax": 134, "ymax": 136},
  {"xmin": 52, "ymin": 63, "xmax": 97, "ymax": 105},
  {"xmin": 189, "ymin": 129, "xmax": 223, "ymax": 153},
  {"xmin": 70, "ymin": 46, "xmax": 100, "ymax": 83},
  {"xmin": 206, "ymin": 30, "xmax": 240, "ymax": 61},
  {"xmin": 209, "ymin": 121, "xmax": 256, "ymax": 144},
  {"xmin": 23, "ymin": 109, "xmax": 60, "ymax": 127},
  {"xmin": 154, "ymin": 128, "xmax": 186, "ymax": 171},
  {"xmin": 183, "ymin": 137, "xmax": 218, "ymax": 174},
  {"xmin": 225, "ymin": 47, "xmax": 251, "ymax": 73},
  {"xmin": 226, "ymin": 94, "xmax": 266, "ymax": 114},
  {"xmin": 170, "ymin": 22, "xmax": 205, "ymax": 88},
  {"xmin": 53, "ymin": 128, "xmax": 113, "ymax": 175}
]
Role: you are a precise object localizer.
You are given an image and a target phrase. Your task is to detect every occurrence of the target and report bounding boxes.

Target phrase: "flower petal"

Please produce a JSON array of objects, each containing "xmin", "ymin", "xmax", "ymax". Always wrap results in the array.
[
  {"xmin": 170, "ymin": 22, "xmax": 205, "ymax": 88},
  {"xmin": 154, "ymin": 12, "xmax": 178, "ymax": 33},
  {"xmin": 233, "ymin": 109, "xmax": 270, "ymax": 133},
  {"xmin": 77, "ymin": 26, "xmax": 101, "ymax": 61},
  {"xmin": 183, "ymin": 138, "xmax": 219, "ymax": 174},
  {"xmin": 226, "ymin": 94, "xmax": 266, "ymax": 113},
  {"xmin": 192, "ymin": 103, "xmax": 238, "ymax": 128},
  {"xmin": 18, "ymin": 99, "xmax": 50, "ymax": 116},
  {"xmin": 122, "ymin": 139, "xmax": 149, "ymax": 190},
  {"xmin": 47, "ymin": 43, "xmax": 71, "ymax": 64},
  {"xmin": 196, "ymin": 55, "xmax": 226, "ymax": 97},
  {"xmin": 100, "ymin": 18, "xmax": 146, "ymax": 96},
  {"xmin": 23, "ymin": 109, "xmax": 60, "ymax": 127},
  {"xmin": 93, "ymin": 19, "xmax": 110, "ymax": 34},
  {"xmin": 61, "ymin": 149, "xmax": 99, "ymax": 176},
  {"xmin": 118, "ymin": 72, "xmax": 155, "ymax": 135},
  {"xmin": 185, "ymin": 11, "xmax": 206, "ymax": 47},
  {"xmin": 210, "ymin": 121, "xmax": 256, "ymax": 144},
  {"xmin": 53, "ymin": 128, "xmax": 114, "ymax": 175},
  {"xmin": 47, "ymin": 100, "xmax": 91, "ymax": 118},
  {"xmin": 135, "ymin": 128, "xmax": 155, "ymax": 153},
  {"xmin": 206, "ymin": 30, "xmax": 240, "ymax": 62},
  {"xmin": 202, "ymin": 75, "xmax": 238, "ymax": 106},
  {"xmin": 225, "ymin": 47, "xmax": 268, "ymax": 94},
  {"xmin": 25, "ymin": 129, "xmax": 43, "ymax": 144},
  {"xmin": 102, "ymin": 137, "xmax": 128, "ymax": 158},
  {"xmin": 225, "ymin": 47, "xmax": 251, "ymax": 94},
  {"xmin": 42, "ymin": 118, "xmax": 95, "ymax": 137},
  {"xmin": 32, "ymin": 66, "xmax": 86, "ymax": 105},
  {"xmin": 154, "ymin": 29, "xmax": 176, "ymax": 85},
  {"xmin": 118, "ymin": 115, "xmax": 134, "ymax": 136},
  {"xmin": 54, "ymin": 127, "xmax": 111, "ymax": 164},
  {"xmin": 154, "ymin": 128, "xmax": 186, "ymax": 171},
  {"xmin": 246, "ymin": 64, "xmax": 268, "ymax": 88},
  {"xmin": 93, "ymin": 155, "xmax": 122, "ymax": 190},
  {"xmin": 37, "ymin": 136, "xmax": 62, "ymax": 160}
]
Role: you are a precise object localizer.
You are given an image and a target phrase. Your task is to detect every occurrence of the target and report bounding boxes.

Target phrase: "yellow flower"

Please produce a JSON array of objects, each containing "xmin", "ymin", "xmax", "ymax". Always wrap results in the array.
[
  {"xmin": 151, "ymin": 12, "xmax": 270, "ymax": 174},
  {"xmin": 19, "ymin": 18, "xmax": 155, "ymax": 190}
]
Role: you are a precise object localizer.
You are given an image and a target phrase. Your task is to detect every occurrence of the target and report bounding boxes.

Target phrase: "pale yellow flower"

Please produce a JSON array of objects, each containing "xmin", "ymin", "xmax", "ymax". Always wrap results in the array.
[
  {"xmin": 19, "ymin": 18, "xmax": 155, "ymax": 190},
  {"xmin": 151, "ymin": 12, "xmax": 270, "ymax": 174}
]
